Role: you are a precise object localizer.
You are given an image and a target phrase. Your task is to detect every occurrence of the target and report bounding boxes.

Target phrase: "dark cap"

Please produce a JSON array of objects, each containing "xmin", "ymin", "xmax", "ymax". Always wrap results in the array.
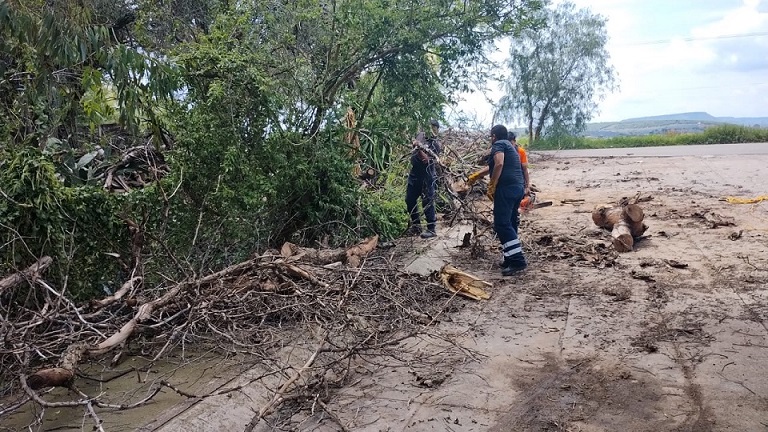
[
  {"xmin": 429, "ymin": 119, "xmax": 440, "ymax": 129},
  {"xmin": 490, "ymin": 124, "xmax": 508, "ymax": 141}
]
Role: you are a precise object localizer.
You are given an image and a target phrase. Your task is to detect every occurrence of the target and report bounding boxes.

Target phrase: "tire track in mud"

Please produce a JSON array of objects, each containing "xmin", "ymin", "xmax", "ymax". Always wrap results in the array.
[
  {"xmin": 672, "ymin": 343, "xmax": 714, "ymax": 432},
  {"xmin": 634, "ymin": 226, "xmax": 723, "ymax": 432},
  {"xmin": 633, "ymin": 276, "xmax": 716, "ymax": 432}
]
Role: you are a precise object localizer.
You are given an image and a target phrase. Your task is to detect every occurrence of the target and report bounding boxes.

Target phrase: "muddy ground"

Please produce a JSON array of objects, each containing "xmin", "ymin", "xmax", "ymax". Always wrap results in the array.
[
  {"xmin": 322, "ymin": 152, "xmax": 768, "ymax": 432},
  {"xmin": 4, "ymin": 151, "xmax": 768, "ymax": 431}
]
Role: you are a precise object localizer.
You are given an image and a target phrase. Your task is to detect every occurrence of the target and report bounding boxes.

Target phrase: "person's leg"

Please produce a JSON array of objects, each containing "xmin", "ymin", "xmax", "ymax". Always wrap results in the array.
[
  {"xmin": 494, "ymin": 187, "xmax": 527, "ymax": 273},
  {"xmin": 512, "ymin": 194, "xmax": 522, "ymax": 235},
  {"xmin": 422, "ymin": 170, "xmax": 437, "ymax": 234},
  {"xmin": 405, "ymin": 173, "xmax": 423, "ymax": 234}
]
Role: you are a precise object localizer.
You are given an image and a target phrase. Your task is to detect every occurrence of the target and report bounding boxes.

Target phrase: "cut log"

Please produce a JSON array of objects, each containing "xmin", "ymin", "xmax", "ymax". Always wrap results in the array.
[
  {"xmin": 27, "ymin": 343, "xmax": 90, "ymax": 389},
  {"xmin": 344, "ymin": 235, "xmax": 379, "ymax": 267},
  {"xmin": 592, "ymin": 204, "xmax": 648, "ymax": 252},
  {"xmin": 359, "ymin": 168, "xmax": 377, "ymax": 181},
  {"xmin": 439, "ymin": 265, "xmax": 491, "ymax": 300},
  {"xmin": 624, "ymin": 203, "xmax": 644, "ymax": 223},
  {"xmin": 612, "ymin": 220, "xmax": 634, "ymax": 253}
]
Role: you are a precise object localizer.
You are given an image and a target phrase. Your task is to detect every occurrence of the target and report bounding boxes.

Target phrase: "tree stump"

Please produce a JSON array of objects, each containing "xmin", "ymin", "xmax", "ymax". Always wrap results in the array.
[{"xmin": 592, "ymin": 204, "xmax": 647, "ymax": 252}]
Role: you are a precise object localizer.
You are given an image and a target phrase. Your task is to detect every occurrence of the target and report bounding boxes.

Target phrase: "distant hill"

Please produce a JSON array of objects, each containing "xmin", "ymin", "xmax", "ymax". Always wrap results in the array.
[
  {"xmin": 623, "ymin": 112, "xmax": 717, "ymax": 122},
  {"xmin": 624, "ymin": 112, "xmax": 768, "ymax": 126},
  {"xmin": 583, "ymin": 112, "xmax": 768, "ymax": 137}
]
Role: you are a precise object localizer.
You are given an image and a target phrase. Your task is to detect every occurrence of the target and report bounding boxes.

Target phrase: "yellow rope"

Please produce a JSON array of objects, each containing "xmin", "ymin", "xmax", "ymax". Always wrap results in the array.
[{"xmin": 724, "ymin": 195, "xmax": 768, "ymax": 204}]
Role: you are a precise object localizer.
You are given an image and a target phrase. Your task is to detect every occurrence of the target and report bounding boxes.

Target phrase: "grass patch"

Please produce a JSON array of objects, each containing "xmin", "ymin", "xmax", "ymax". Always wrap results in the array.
[{"xmin": 527, "ymin": 124, "xmax": 768, "ymax": 150}]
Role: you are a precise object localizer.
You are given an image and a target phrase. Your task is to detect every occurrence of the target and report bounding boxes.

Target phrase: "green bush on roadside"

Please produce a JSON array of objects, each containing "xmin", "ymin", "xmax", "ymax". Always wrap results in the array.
[{"xmin": 528, "ymin": 124, "xmax": 768, "ymax": 150}]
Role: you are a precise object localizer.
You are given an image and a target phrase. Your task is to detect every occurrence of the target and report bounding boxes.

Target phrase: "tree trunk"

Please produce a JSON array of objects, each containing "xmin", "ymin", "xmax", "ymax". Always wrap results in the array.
[
  {"xmin": 592, "ymin": 204, "xmax": 647, "ymax": 252},
  {"xmin": 344, "ymin": 107, "xmax": 361, "ymax": 177},
  {"xmin": 280, "ymin": 235, "xmax": 378, "ymax": 267},
  {"xmin": 526, "ymin": 98, "xmax": 534, "ymax": 143}
]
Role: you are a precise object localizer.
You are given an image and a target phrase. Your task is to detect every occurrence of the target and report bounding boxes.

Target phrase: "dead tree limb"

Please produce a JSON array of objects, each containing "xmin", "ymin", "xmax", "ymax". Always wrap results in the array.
[
  {"xmin": 89, "ymin": 277, "xmax": 142, "ymax": 311},
  {"xmin": 280, "ymin": 235, "xmax": 379, "ymax": 267},
  {"xmin": 244, "ymin": 334, "xmax": 328, "ymax": 432},
  {"xmin": 0, "ymin": 256, "xmax": 52, "ymax": 295},
  {"xmin": 28, "ymin": 259, "xmax": 259, "ymax": 388}
]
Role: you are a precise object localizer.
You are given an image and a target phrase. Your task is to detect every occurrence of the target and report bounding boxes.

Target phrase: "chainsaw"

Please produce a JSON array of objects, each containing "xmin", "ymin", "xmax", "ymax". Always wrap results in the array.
[{"xmin": 521, "ymin": 192, "xmax": 553, "ymax": 211}]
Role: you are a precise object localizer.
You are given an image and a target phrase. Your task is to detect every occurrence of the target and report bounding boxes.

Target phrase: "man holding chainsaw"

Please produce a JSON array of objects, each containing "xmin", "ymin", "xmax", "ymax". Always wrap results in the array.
[
  {"xmin": 405, "ymin": 119, "xmax": 441, "ymax": 239},
  {"xmin": 466, "ymin": 125, "xmax": 527, "ymax": 275}
]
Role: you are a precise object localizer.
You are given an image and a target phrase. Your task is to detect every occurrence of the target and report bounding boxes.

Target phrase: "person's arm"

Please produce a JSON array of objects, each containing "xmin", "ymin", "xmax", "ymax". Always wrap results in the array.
[
  {"xmin": 522, "ymin": 163, "xmax": 531, "ymax": 196},
  {"xmin": 517, "ymin": 146, "xmax": 530, "ymax": 195},
  {"xmin": 490, "ymin": 152, "xmax": 504, "ymax": 184},
  {"xmin": 412, "ymin": 139, "xmax": 429, "ymax": 163},
  {"xmin": 486, "ymin": 152, "xmax": 504, "ymax": 200}
]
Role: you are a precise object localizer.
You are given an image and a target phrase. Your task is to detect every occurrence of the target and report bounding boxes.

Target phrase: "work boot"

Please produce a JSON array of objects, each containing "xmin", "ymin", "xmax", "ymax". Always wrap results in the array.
[
  {"xmin": 501, "ymin": 261, "xmax": 527, "ymax": 276},
  {"xmin": 420, "ymin": 229, "xmax": 437, "ymax": 239},
  {"xmin": 406, "ymin": 225, "xmax": 422, "ymax": 236}
]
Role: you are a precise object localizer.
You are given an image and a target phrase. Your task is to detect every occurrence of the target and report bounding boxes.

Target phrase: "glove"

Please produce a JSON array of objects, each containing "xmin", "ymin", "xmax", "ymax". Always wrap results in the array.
[
  {"xmin": 466, "ymin": 171, "xmax": 483, "ymax": 186},
  {"xmin": 486, "ymin": 181, "xmax": 497, "ymax": 201}
]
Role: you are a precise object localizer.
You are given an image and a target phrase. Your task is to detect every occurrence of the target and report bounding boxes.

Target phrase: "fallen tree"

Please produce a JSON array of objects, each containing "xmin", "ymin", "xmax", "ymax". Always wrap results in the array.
[
  {"xmin": 26, "ymin": 236, "xmax": 380, "ymax": 389},
  {"xmin": 1, "ymin": 236, "xmax": 464, "ymax": 431}
]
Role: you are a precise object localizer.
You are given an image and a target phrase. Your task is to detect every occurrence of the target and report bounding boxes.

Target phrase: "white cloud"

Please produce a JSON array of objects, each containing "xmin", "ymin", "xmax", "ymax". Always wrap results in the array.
[
  {"xmin": 691, "ymin": 0, "xmax": 768, "ymax": 37},
  {"xmin": 450, "ymin": 0, "xmax": 768, "ymax": 125}
]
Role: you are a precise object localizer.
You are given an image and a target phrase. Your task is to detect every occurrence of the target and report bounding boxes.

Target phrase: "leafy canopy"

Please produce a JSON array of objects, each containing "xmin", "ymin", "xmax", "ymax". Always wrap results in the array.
[{"xmin": 1, "ymin": 0, "xmax": 546, "ymax": 299}]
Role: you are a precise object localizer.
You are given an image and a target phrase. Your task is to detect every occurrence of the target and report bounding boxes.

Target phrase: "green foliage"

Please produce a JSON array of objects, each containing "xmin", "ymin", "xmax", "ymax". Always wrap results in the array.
[
  {"xmin": 698, "ymin": 124, "xmax": 768, "ymax": 144},
  {"xmin": 0, "ymin": 1, "xmax": 178, "ymax": 148},
  {"xmin": 0, "ymin": 148, "xmax": 127, "ymax": 299},
  {"xmin": 528, "ymin": 125, "xmax": 768, "ymax": 150},
  {"xmin": 1, "ymin": 0, "xmax": 547, "ymax": 300},
  {"xmin": 497, "ymin": 1, "xmax": 616, "ymax": 142},
  {"xmin": 360, "ymin": 164, "xmax": 410, "ymax": 240}
]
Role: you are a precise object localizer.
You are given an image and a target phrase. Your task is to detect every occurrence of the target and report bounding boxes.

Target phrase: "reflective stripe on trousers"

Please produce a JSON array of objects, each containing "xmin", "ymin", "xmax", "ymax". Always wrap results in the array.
[{"xmin": 494, "ymin": 185, "xmax": 526, "ymax": 266}]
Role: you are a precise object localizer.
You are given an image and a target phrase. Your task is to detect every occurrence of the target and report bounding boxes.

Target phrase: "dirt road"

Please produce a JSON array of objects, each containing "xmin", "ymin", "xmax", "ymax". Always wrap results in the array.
[
  {"xmin": 116, "ymin": 151, "xmax": 767, "ymax": 432},
  {"xmin": 14, "ymin": 151, "xmax": 763, "ymax": 432},
  {"xmin": 318, "ymin": 151, "xmax": 768, "ymax": 432},
  {"xmin": 150, "ymin": 151, "xmax": 768, "ymax": 432},
  {"xmin": 540, "ymin": 142, "xmax": 768, "ymax": 158}
]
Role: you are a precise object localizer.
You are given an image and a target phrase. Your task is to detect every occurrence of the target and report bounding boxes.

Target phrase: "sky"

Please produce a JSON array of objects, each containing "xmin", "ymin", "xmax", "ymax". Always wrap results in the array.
[{"xmin": 451, "ymin": 0, "xmax": 768, "ymax": 125}]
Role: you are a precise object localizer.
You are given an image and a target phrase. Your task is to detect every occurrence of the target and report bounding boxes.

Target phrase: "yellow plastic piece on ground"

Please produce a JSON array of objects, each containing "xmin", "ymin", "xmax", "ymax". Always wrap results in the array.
[
  {"xmin": 725, "ymin": 195, "xmax": 768, "ymax": 204},
  {"xmin": 440, "ymin": 264, "xmax": 492, "ymax": 301}
]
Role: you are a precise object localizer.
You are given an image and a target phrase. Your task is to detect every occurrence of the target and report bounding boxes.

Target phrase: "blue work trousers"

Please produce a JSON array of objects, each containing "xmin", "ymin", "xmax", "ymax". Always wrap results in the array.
[
  {"xmin": 405, "ymin": 170, "xmax": 437, "ymax": 230},
  {"xmin": 494, "ymin": 184, "xmax": 526, "ymax": 266}
]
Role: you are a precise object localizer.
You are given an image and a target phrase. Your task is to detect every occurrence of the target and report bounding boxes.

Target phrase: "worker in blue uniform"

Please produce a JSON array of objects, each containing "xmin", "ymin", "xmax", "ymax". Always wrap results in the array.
[{"xmin": 466, "ymin": 124, "xmax": 528, "ymax": 275}]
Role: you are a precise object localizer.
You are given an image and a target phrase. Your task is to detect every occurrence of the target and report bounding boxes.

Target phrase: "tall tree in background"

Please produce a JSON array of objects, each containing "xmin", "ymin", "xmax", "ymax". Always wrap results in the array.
[{"xmin": 497, "ymin": 1, "xmax": 616, "ymax": 142}]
